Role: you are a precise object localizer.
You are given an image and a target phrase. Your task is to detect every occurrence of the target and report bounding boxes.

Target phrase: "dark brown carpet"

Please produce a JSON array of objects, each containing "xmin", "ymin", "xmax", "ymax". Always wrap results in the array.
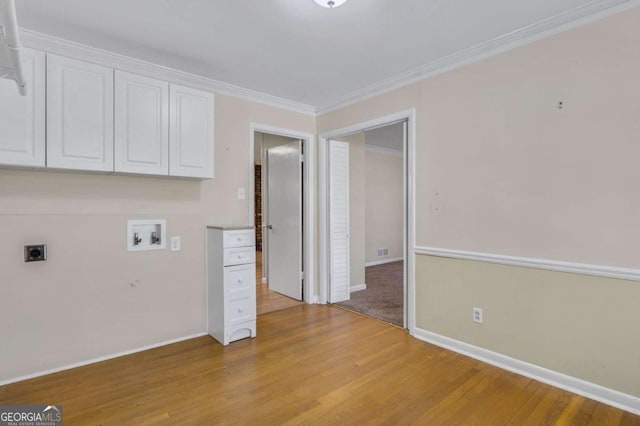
[{"xmin": 337, "ymin": 261, "xmax": 404, "ymax": 327}]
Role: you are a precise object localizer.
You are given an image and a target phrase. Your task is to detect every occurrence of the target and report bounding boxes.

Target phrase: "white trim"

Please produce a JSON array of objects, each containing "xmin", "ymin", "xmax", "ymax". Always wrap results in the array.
[
  {"xmin": 414, "ymin": 246, "xmax": 640, "ymax": 282},
  {"xmin": 19, "ymin": 29, "xmax": 316, "ymax": 116},
  {"xmin": 350, "ymin": 284, "xmax": 367, "ymax": 293},
  {"xmin": 365, "ymin": 257, "xmax": 403, "ymax": 267},
  {"xmin": 0, "ymin": 332, "xmax": 208, "ymax": 386},
  {"xmin": 316, "ymin": 0, "xmax": 640, "ymax": 115},
  {"xmin": 413, "ymin": 328, "xmax": 640, "ymax": 416},
  {"xmin": 318, "ymin": 137, "xmax": 329, "ymax": 305},
  {"xmin": 249, "ymin": 123, "xmax": 315, "ymax": 305},
  {"xmin": 364, "ymin": 144, "xmax": 403, "ymax": 158},
  {"xmin": 17, "ymin": 1, "xmax": 640, "ymax": 117},
  {"xmin": 319, "ymin": 109, "xmax": 416, "ymax": 336}
]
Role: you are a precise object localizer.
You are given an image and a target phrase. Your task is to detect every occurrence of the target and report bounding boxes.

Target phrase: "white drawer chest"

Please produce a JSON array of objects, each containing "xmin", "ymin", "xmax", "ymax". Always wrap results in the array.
[{"xmin": 206, "ymin": 225, "xmax": 256, "ymax": 345}]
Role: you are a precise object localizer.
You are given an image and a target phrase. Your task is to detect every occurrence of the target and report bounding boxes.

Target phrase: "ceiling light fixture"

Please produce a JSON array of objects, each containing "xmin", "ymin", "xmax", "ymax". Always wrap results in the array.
[{"xmin": 314, "ymin": 0, "xmax": 347, "ymax": 8}]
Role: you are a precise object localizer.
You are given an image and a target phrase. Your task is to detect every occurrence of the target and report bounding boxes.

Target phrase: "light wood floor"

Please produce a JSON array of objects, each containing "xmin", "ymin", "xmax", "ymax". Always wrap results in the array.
[
  {"xmin": 256, "ymin": 250, "xmax": 303, "ymax": 315},
  {"xmin": 1, "ymin": 305, "xmax": 637, "ymax": 425}
]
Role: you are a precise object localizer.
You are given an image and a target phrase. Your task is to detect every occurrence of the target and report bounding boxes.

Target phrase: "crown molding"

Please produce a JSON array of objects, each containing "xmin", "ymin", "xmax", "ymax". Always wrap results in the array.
[
  {"xmin": 18, "ymin": 0, "xmax": 640, "ymax": 117},
  {"xmin": 317, "ymin": 0, "xmax": 640, "ymax": 115},
  {"xmin": 19, "ymin": 28, "xmax": 317, "ymax": 117}
]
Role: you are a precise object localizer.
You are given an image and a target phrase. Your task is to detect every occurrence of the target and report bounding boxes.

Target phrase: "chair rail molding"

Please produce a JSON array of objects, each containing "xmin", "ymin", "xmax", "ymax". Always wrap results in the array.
[{"xmin": 414, "ymin": 246, "xmax": 640, "ymax": 282}]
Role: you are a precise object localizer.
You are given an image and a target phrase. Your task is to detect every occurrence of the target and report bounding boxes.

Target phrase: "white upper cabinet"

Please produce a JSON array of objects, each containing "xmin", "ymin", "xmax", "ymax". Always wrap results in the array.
[
  {"xmin": 0, "ymin": 49, "xmax": 45, "ymax": 167},
  {"xmin": 169, "ymin": 84, "xmax": 214, "ymax": 178},
  {"xmin": 46, "ymin": 54, "xmax": 114, "ymax": 171},
  {"xmin": 114, "ymin": 71, "xmax": 169, "ymax": 175}
]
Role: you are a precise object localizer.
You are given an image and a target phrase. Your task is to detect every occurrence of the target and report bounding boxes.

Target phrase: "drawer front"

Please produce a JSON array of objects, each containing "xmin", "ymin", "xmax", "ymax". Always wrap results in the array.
[
  {"xmin": 224, "ymin": 264, "xmax": 253, "ymax": 294},
  {"xmin": 227, "ymin": 297, "xmax": 255, "ymax": 325},
  {"xmin": 223, "ymin": 229, "xmax": 255, "ymax": 248},
  {"xmin": 224, "ymin": 247, "xmax": 255, "ymax": 266}
]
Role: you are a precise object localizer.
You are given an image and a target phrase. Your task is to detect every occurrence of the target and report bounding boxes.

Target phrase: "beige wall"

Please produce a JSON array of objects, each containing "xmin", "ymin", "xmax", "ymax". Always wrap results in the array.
[
  {"xmin": 5, "ymin": 4, "xmax": 640, "ymax": 401},
  {"xmin": 320, "ymin": 8, "xmax": 640, "ymax": 269},
  {"xmin": 338, "ymin": 133, "xmax": 365, "ymax": 289},
  {"xmin": 365, "ymin": 149, "xmax": 403, "ymax": 264},
  {"xmin": 416, "ymin": 255, "xmax": 640, "ymax": 397},
  {"xmin": 0, "ymin": 94, "xmax": 314, "ymax": 381},
  {"xmin": 318, "ymin": 7, "xmax": 640, "ymax": 398}
]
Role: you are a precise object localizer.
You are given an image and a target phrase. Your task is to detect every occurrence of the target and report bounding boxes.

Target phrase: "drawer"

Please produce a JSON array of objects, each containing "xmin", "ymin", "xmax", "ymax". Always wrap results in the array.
[
  {"xmin": 224, "ymin": 264, "xmax": 253, "ymax": 293},
  {"xmin": 227, "ymin": 297, "xmax": 255, "ymax": 325},
  {"xmin": 223, "ymin": 247, "xmax": 255, "ymax": 266},
  {"xmin": 223, "ymin": 229, "xmax": 255, "ymax": 248}
]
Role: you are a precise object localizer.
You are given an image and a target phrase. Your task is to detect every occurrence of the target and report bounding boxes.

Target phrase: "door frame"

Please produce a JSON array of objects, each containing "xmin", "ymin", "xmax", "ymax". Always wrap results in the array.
[
  {"xmin": 249, "ymin": 123, "xmax": 316, "ymax": 304},
  {"xmin": 318, "ymin": 109, "xmax": 416, "ymax": 334}
]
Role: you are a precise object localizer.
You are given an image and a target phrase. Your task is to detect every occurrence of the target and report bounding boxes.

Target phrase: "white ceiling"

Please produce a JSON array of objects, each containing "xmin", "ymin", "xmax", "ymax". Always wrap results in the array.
[{"xmin": 15, "ymin": 0, "xmax": 617, "ymax": 111}]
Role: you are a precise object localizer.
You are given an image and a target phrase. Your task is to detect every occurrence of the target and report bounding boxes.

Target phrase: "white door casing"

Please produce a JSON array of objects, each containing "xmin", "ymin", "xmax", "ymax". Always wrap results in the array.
[
  {"xmin": 114, "ymin": 71, "xmax": 169, "ymax": 175},
  {"xmin": 328, "ymin": 140, "xmax": 350, "ymax": 303},
  {"xmin": 0, "ymin": 48, "xmax": 45, "ymax": 167},
  {"xmin": 318, "ymin": 109, "xmax": 415, "ymax": 333},
  {"xmin": 266, "ymin": 140, "xmax": 302, "ymax": 300},
  {"xmin": 46, "ymin": 54, "xmax": 114, "ymax": 171},
  {"xmin": 248, "ymin": 123, "xmax": 315, "ymax": 305}
]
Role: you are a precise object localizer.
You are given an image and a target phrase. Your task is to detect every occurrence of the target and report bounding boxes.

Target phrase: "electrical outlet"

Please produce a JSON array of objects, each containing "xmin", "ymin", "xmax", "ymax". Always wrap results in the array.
[
  {"xmin": 473, "ymin": 307, "xmax": 483, "ymax": 324},
  {"xmin": 238, "ymin": 187, "xmax": 246, "ymax": 200},
  {"xmin": 171, "ymin": 236, "xmax": 181, "ymax": 252},
  {"xmin": 24, "ymin": 244, "xmax": 47, "ymax": 262}
]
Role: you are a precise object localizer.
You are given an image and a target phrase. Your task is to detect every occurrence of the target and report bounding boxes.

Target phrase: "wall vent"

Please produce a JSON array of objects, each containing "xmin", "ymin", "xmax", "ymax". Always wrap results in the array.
[{"xmin": 377, "ymin": 248, "xmax": 389, "ymax": 257}]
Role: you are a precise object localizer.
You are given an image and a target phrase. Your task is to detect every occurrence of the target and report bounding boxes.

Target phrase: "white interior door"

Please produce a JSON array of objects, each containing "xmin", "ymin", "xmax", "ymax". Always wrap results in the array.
[
  {"xmin": 329, "ymin": 140, "xmax": 350, "ymax": 303},
  {"xmin": 266, "ymin": 140, "xmax": 302, "ymax": 300}
]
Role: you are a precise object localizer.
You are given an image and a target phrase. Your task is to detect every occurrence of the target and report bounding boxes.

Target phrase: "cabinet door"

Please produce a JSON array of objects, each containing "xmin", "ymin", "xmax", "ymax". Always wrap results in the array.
[
  {"xmin": 169, "ymin": 84, "xmax": 214, "ymax": 178},
  {"xmin": 47, "ymin": 54, "xmax": 114, "ymax": 171},
  {"xmin": 115, "ymin": 71, "xmax": 169, "ymax": 175},
  {"xmin": 0, "ymin": 49, "xmax": 45, "ymax": 167}
]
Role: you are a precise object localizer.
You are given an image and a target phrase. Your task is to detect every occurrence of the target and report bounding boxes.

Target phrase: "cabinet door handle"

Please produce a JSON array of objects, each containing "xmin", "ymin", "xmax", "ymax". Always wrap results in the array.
[
  {"xmin": 237, "ymin": 279, "xmax": 243, "ymax": 284},
  {"xmin": 238, "ymin": 307, "xmax": 243, "ymax": 313}
]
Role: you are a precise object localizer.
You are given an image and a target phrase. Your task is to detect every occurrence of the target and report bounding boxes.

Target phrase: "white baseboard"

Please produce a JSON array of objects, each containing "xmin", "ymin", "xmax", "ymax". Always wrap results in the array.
[
  {"xmin": 350, "ymin": 284, "xmax": 367, "ymax": 292},
  {"xmin": 413, "ymin": 328, "xmax": 640, "ymax": 416},
  {"xmin": 0, "ymin": 332, "xmax": 208, "ymax": 387},
  {"xmin": 365, "ymin": 257, "xmax": 403, "ymax": 267}
]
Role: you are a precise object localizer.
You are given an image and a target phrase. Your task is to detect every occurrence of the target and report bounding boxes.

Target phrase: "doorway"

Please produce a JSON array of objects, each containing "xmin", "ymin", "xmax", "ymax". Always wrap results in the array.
[
  {"xmin": 319, "ymin": 110, "xmax": 416, "ymax": 332},
  {"xmin": 336, "ymin": 123, "xmax": 405, "ymax": 326},
  {"xmin": 250, "ymin": 124, "xmax": 315, "ymax": 314}
]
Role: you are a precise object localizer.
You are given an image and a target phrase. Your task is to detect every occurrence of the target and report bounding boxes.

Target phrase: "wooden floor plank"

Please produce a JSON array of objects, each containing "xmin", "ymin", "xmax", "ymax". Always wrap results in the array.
[
  {"xmin": 0, "ymin": 305, "xmax": 637, "ymax": 425},
  {"xmin": 256, "ymin": 250, "xmax": 304, "ymax": 315}
]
